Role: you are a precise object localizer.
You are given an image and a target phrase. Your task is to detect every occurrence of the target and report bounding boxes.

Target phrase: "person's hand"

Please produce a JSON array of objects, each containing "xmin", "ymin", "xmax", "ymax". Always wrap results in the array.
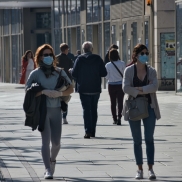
[
  {"xmin": 48, "ymin": 90, "xmax": 63, "ymax": 98},
  {"xmin": 135, "ymin": 87, "xmax": 143, "ymax": 91},
  {"xmin": 42, "ymin": 90, "xmax": 54, "ymax": 97},
  {"xmin": 68, "ymin": 68, "xmax": 73, "ymax": 73}
]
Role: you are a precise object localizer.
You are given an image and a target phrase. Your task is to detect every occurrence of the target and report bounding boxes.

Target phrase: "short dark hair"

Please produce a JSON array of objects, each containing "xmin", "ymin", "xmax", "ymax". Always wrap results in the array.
[
  {"xmin": 109, "ymin": 48, "xmax": 119, "ymax": 61},
  {"xmin": 60, "ymin": 43, "xmax": 69, "ymax": 52}
]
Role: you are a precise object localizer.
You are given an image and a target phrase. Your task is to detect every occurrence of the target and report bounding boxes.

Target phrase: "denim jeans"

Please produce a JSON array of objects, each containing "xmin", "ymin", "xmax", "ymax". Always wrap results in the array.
[
  {"xmin": 79, "ymin": 93, "xmax": 100, "ymax": 134},
  {"xmin": 62, "ymin": 104, "xmax": 68, "ymax": 119},
  {"xmin": 129, "ymin": 104, "xmax": 156, "ymax": 165}
]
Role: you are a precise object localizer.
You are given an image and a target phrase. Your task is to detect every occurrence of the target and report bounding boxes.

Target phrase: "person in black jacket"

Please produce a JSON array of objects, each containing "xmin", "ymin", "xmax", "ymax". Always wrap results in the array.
[
  {"xmin": 72, "ymin": 41, "xmax": 107, "ymax": 139},
  {"xmin": 104, "ymin": 44, "xmax": 120, "ymax": 65},
  {"xmin": 56, "ymin": 43, "xmax": 73, "ymax": 124}
]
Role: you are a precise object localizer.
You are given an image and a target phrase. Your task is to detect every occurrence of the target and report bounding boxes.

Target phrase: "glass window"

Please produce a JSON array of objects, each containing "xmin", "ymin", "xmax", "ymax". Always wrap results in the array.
[
  {"xmin": 111, "ymin": 25, "xmax": 116, "ymax": 44},
  {"xmin": 104, "ymin": 22, "xmax": 110, "ymax": 54},
  {"xmin": 104, "ymin": 0, "xmax": 110, "ymax": 20},
  {"xmin": 76, "ymin": 0, "xmax": 81, "ymax": 24},
  {"xmin": 3, "ymin": 9, "xmax": 10, "ymax": 35},
  {"xmin": 71, "ymin": 0, "xmax": 76, "ymax": 25},
  {"xmin": 86, "ymin": 25, "xmax": 93, "ymax": 42},
  {"xmin": 37, "ymin": 33, "xmax": 51, "ymax": 47},
  {"xmin": 64, "ymin": 28, "xmax": 66, "ymax": 42},
  {"xmin": 12, "ymin": 9, "xmax": 18, "ymax": 34},
  {"xmin": 59, "ymin": 0, "xmax": 63, "ymax": 27},
  {"xmin": 98, "ymin": 0, "xmax": 102, "ymax": 21},
  {"xmin": 12, "ymin": 35, "xmax": 19, "ymax": 83},
  {"xmin": 67, "ymin": 0, "xmax": 71, "ymax": 26},
  {"xmin": 93, "ymin": 0, "xmax": 99, "ymax": 22},
  {"xmin": 76, "ymin": 27, "xmax": 81, "ymax": 50},
  {"xmin": 176, "ymin": 3, "xmax": 182, "ymax": 92},
  {"xmin": 98, "ymin": 24, "xmax": 102, "ymax": 57},
  {"xmin": 122, "ymin": 23, "xmax": 127, "ymax": 63},
  {"xmin": 63, "ymin": 0, "xmax": 67, "ymax": 26},
  {"xmin": 81, "ymin": 29, "xmax": 85, "ymax": 44},
  {"xmin": 145, "ymin": 21, "xmax": 149, "ymax": 49},
  {"xmin": 54, "ymin": 0, "xmax": 60, "ymax": 29},
  {"xmin": 36, "ymin": 12, "xmax": 51, "ymax": 29},
  {"xmin": 132, "ymin": 22, "xmax": 137, "ymax": 48},
  {"xmin": 87, "ymin": 0, "xmax": 92, "ymax": 23},
  {"xmin": 54, "ymin": 29, "xmax": 62, "ymax": 55},
  {"xmin": 67, "ymin": 28, "xmax": 71, "ymax": 51}
]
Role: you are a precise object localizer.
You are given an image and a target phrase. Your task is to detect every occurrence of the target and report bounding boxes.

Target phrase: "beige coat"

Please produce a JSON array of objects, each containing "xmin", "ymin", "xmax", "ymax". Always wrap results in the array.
[{"xmin": 122, "ymin": 64, "xmax": 161, "ymax": 121}]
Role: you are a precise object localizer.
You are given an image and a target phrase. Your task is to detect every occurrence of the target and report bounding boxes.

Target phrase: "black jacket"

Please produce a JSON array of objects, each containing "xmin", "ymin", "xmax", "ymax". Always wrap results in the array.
[
  {"xmin": 72, "ymin": 52, "xmax": 107, "ymax": 93},
  {"xmin": 23, "ymin": 83, "xmax": 46, "ymax": 132},
  {"xmin": 56, "ymin": 53, "xmax": 73, "ymax": 81}
]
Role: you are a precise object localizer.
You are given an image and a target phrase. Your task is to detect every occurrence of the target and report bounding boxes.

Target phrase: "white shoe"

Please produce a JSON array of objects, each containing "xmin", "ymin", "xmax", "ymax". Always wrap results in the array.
[
  {"xmin": 148, "ymin": 169, "xmax": 156, "ymax": 180},
  {"xmin": 63, "ymin": 118, "xmax": 68, "ymax": 124},
  {"xmin": 135, "ymin": 170, "xmax": 143, "ymax": 179},
  {"xmin": 50, "ymin": 160, "xmax": 56, "ymax": 175},
  {"xmin": 44, "ymin": 168, "xmax": 53, "ymax": 179}
]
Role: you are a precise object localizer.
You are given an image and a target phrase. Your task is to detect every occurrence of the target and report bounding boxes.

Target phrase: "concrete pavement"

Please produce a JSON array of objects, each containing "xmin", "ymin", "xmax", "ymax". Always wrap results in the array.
[{"xmin": 0, "ymin": 83, "xmax": 182, "ymax": 182}]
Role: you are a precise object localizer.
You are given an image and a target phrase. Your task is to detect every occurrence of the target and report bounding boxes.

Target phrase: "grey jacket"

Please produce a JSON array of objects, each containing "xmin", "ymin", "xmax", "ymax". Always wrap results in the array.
[{"xmin": 122, "ymin": 64, "xmax": 161, "ymax": 121}]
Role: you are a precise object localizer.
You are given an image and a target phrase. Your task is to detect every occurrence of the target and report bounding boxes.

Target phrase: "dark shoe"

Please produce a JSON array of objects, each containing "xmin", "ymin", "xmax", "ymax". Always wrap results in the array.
[
  {"xmin": 113, "ymin": 120, "xmax": 117, "ymax": 124},
  {"xmin": 84, "ymin": 134, "xmax": 90, "ymax": 139},
  {"xmin": 90, "ymin": 133, "xmax": 95, "ymax": 137},
  {"xmin": 117, "ymin": 119, "xmax": 121, "ymax": 125}
]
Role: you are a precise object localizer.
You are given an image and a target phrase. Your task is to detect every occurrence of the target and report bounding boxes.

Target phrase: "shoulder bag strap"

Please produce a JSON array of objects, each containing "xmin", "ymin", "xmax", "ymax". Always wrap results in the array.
[{"xmin": 111, "ymin": 61, "xmax": 123, "ymax": 78}]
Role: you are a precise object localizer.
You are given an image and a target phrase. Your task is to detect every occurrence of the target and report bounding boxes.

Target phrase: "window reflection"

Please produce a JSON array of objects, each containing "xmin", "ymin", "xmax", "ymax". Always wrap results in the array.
[
  {"xmin": 71, "ymin": 0, "xmax": 76, "ymax": 25},
  {"xmin": 76, "ymin": 0, "xmax": 80, "ymax": 24},
  {"xmin": 104, "ymin": 0, "xmax": 110, "ymax": 20},
  {"xmin": 122, "ymin": 23, "xmax": 127, "ymax": 63},
  {"xmin": 54, "ymin": 0, "xmax": 60, "ymax": 29},
  {"xmin": 3, "ymin": 9, "xmax": 10, "ymax": 35},
  {"xmin": 54, "ymin": 29, "xmax": 62, "ymax": 55},
  {"xmin": 176, "ymin": 3, "xmax": 182, "ymax": 91},
  {"xmin": 76, "ymin": 27, "xmax": 81, "ymax": 50},
  {"xmin": 36, "ymin": 12, "xmax": 51, "ymax": 29},
  {"xmin": 93, "ymin": 1, "xmax": 98, "ymax": 22},
  {"xmin": 133, "ymin": 22, "xmax": 137, "ymax": 48},
  {"xmin": 145, "ymin": 21, "xmax": 149, "ymax": 49},
  {"xmin": 87, "ymin": 0, "xmax": 92, "ymax": 23},
  {"xmin": 87, "ymin": 25, "xmax": 93, "ymax": 42},
  {"xmin": 104, "ymin": 22, "xmax": 110, "ymax": 54},
  {"xmin": 67, "ymin": 0, "xmax": 71, "ymax": 26}
]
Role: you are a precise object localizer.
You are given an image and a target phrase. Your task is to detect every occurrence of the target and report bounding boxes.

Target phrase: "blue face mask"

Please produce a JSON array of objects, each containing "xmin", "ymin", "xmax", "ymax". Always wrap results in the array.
[
  {"xmin": 138, "ymin": 55, "xmax": 149, "ymax": 64},
  {"xmin": 43, "ymin": 56, "xmax": 53, "ymax": 65}
]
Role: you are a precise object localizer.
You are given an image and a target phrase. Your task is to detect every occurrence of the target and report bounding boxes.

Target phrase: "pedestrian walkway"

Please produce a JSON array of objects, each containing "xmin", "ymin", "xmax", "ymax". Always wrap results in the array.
[{"xmin": 0, "ymin": 83, "xmax": 182, "ymax": 182}]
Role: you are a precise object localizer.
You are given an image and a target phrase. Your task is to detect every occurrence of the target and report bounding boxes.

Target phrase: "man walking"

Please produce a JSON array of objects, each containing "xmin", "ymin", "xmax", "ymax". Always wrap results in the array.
[
  {"xmin": 56, "ymin": 43, "xmax": 73, "ymax": 124},
  {"xmin": 72, "ymin": 41, "xmax": 107, "ymax": 138}
]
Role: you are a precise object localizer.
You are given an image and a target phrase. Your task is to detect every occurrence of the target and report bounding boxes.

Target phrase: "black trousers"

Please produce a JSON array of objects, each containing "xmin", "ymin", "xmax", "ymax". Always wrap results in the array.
[{"xmin": 108, "ymin": 84, "xmax": 124, "ymax": 120}]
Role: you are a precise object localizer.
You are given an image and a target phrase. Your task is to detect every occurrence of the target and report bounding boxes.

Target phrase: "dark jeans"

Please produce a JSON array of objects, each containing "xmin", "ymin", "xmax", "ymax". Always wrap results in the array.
[
  {"xmin": 62, "ymin": 104, "xmax": 68, "ymax": 119},
  {"xmin": 108, "ymin": 84, "xmax": 124, "ymax": 120},
  {"xmin": 129, "ymin": 104, "xmax": 156, "ymax": 165},
  {"xmin": 79, "ymin": 93, "xmax": 100, "ymax": 135}
]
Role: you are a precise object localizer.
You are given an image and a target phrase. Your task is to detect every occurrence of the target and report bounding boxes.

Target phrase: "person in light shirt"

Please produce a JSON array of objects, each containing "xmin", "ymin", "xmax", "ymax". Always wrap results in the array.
[
  {"xmin": 105, "ymin": 49, "xmax": 126, "ymax": 125},
  {"xmin": 20, "ymin": 50, "xmax": 36, "ymax": 84}
]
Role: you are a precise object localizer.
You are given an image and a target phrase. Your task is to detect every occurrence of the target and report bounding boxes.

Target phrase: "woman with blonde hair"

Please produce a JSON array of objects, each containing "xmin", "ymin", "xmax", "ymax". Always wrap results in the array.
[
  {"xmin": 122, "ymin": 44, "xmax": 161, "ymax": 180},
  {"xmin": 26, "ymin": 44, "xmax": 73, "ymax": 179}
]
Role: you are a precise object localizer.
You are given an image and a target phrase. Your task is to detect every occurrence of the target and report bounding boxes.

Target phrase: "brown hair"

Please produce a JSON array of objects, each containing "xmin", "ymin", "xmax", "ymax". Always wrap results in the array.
[
  {"xmin": 60, "ymin": 43, "xmax": 69, "ymax": 52},
  {"xmin": 109, "ymin": 48, "xmax": 119, "ymax": 61},
  {"xmin": 127, "ymin": 44, "xmax": 148, "ymax": 66},
  {"xmin": 34, "ymin": 44, "xmax": 58, "ymax": 68},
  {"xmin": 22, "ymin": 50, "xmax": 34, "ymax": 61}
]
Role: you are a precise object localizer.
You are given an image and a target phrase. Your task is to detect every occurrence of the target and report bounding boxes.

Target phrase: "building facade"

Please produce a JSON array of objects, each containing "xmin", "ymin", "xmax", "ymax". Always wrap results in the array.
[
  {"xmin": 0, "ymin": 1, "xmax": 51, "ymax": 83},
  {"xmin": 0, "ymin": 0, "xmax": 176, "ymax": 91},
  {"xmin": 175, "ymin": 0, "xmax": 182, "ymax": 93},
  {"xmin": 51, "ymin": 0, "xmax": 175, "ymax": 90}
]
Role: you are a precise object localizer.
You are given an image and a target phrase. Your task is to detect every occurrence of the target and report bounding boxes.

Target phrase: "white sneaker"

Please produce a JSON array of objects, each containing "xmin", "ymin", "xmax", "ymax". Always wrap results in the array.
[
  {"xmin": 63, "ymin": 118, "xmax": 68, "ymax": 124},
  {"xmin": 148, "ymin": 169, "xmax": 156, "ymax": 180},
  {"xmin": 44, "ymin": 168, "xmax": 53, "ymax": 179},
  {"xmin": 50, "ymin": 160, "xmax": 56, "ymax": 175},
  {"xmin": 135, "ymin": 170, "xmax": 143, "ymax": 179}
]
